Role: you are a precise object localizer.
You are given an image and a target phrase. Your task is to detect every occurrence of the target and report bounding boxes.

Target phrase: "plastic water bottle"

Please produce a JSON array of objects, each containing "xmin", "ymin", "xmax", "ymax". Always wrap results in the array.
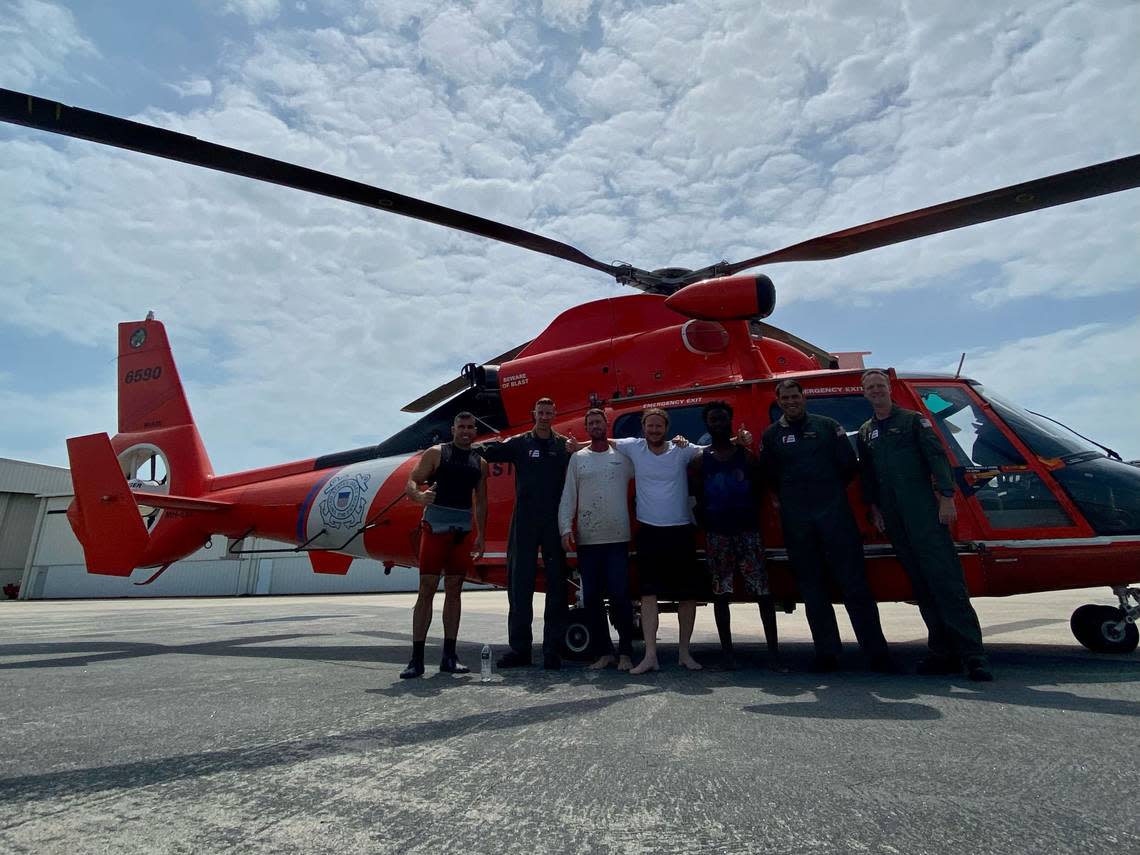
[{"xmin": 480, "ymin": 644, "xmax": 493, "ymax": 682}]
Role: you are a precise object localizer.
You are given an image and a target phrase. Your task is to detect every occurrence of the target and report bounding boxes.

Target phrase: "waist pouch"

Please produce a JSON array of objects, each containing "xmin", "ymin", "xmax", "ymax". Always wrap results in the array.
[{"xmin": 423, "ymin": 504, "xmax": 473, "ymax": 534}]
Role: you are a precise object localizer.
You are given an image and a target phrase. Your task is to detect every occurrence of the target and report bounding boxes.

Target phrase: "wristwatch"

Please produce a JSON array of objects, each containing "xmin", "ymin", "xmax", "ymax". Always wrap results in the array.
[{"xmin": 939, "ymin": 489, "xmax": 955, "ymax": 497}]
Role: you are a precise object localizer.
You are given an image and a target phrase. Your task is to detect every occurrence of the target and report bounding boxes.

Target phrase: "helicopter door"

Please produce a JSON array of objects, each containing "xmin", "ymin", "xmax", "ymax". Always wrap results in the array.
[{"xmin": 911, "ymin": 383, "xmax": 1085, "ymax": 538}]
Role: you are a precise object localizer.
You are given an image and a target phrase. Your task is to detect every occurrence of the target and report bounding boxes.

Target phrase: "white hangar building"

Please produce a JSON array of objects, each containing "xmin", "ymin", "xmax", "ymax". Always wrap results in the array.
[{"xmin": 1, "ymin": 458, "xmax": 422, "ymax": 600}]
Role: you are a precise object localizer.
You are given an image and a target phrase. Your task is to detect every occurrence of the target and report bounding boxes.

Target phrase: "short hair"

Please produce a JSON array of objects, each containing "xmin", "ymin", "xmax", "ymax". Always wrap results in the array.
[
  {"xmin": 640, "ymin": 407, "xmax": 669, "ymax": 426},
  {"xmin": 701, "ymin": 400, "xmax": 733, "ymax": 422},
  {"xmin": 775, "ymin": 379, "xmax": 803, "ymax": 395},
  {"xmin": 534, "ymin": 397, "xmax": 555, "ymax": 409},
  {"xmin": 453, "ymin": 411, "xmax": 477, "ymax": 424},
  {"xmin": 584, "ymin": 408, "xmax": 607, "ymax": 425},
  {"xmin": 861, "ymin": 369, "xmax": 890, "ymax": 384}
]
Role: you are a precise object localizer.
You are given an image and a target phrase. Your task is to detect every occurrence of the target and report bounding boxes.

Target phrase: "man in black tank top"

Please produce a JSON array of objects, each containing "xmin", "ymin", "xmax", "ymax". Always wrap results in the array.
[{"xmin": 401, "ymin": 411, "xmax": 488, "ymax": 678}]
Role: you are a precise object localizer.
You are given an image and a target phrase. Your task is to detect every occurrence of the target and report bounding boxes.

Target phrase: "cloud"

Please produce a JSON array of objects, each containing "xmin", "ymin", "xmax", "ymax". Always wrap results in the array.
[
  {"xmin": 219, "ymin": 0, "xmax": 281, "ymax": 25},
  {"xmin": 912, "ymin": 315, "xmax": 1140, "ymax": 459},
  {"xmin": 539, "ymin": 0, "xmax": 593, "ymax": 32},
  {"xmin": 167, "ymin": 78, "xmax": 214, "ymax": 98},
  {"xmin": 1, "ymin": 0, "xmax": 1137, "ymax": 475},
  {"xmin": 0, "ymin": 0, "xmax": 97, "ymax": 88},
  {"xmin": 419, "ymin": 5, "xmax": 541, "ymax": 85}
]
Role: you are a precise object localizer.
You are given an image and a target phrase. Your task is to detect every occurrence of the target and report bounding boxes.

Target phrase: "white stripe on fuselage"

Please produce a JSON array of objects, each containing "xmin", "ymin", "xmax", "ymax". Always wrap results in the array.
[{"xmin": 304, "ymin": 455, "xmax": 412, "ymax": 558}]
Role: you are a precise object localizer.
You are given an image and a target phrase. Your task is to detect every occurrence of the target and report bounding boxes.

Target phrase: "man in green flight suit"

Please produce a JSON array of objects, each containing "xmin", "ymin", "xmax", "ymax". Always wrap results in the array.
[
  {"xmin": 857, "ymin": 369, "xmax": 993, "ymax": 682},
  {"xmin": 475, "ymin": 397, "xmax": 572, "ymax": 670}
]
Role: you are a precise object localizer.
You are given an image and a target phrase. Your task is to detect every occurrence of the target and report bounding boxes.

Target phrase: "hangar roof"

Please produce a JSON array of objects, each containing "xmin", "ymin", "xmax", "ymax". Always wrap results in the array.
[{"xmin": 0, "ymin": 458, "xmax": 72, "ymax": 496}]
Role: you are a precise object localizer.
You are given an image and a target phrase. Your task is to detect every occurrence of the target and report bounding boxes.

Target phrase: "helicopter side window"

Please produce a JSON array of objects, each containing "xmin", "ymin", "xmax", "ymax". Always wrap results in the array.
[
  {"xmin": 613, "ymin": 405, "xmax": 711, "ymax": 444},
  {"xmin": 919, "ymin": 386, "xmax": 1074, "ymax": 530}
]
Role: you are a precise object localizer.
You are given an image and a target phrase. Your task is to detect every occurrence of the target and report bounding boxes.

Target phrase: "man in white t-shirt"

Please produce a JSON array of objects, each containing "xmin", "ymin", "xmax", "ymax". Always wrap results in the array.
[
  {"xmin": 613, "ymin": 407, "xmax": 705, "ymax": 673},
  {"xmin": 558, "ymin": 408, "xmax": 635, "ymax": 671}
]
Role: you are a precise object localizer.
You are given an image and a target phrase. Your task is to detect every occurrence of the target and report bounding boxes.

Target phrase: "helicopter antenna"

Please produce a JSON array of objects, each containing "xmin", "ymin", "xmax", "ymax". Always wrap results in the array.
[
  {"xmin": 954, "ymin": 353, "xmax": 966, "ymax": 379},
  {"xmin": 1026, "ymin": 409, "xmax": 1123, "ymax": 462},
  {"xmin": 473, "ymin": 415, "xmax": 500, "ymax": 436}
]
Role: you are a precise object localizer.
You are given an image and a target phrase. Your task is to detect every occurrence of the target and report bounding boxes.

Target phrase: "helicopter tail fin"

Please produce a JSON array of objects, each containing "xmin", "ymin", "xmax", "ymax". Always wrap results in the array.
[
  {"xmin": 65, "ymin": 432, "xmax": 150, "ymax": 576},
  {"xmin": 117, "ymin": 317, "xmax": 197, "ymax": 434},
  {"xmin": 112, "ymin": 317, "xmax": 214, "ymax": 498}
]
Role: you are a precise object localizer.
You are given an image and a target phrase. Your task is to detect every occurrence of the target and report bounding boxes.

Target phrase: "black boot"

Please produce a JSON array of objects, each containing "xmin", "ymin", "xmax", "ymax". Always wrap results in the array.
[
  {"xmin": 400, "ymin": 642, "xmax": 425, "ymax": 679},
  {"xmin": 400, "ymin": 660, "xmax": 425, "ymax": 679},
  {"xmin": 965, "ymin": 657, "xmax": 994, "ymax": 682},
  {"xmin": 440, "ymin": 638, "xmax": 469, "ymax": 674}
]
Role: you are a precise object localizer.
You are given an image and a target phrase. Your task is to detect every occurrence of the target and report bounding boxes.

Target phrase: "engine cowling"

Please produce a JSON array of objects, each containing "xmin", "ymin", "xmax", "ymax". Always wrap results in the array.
[{"xmin": 664, "ymin": 274, "xmax": 776, "ymax": 321}]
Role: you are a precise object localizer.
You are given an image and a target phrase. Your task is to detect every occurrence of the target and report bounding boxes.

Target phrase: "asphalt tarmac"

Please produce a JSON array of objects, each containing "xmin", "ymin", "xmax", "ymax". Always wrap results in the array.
[{"xmin": 1, "ymin": 588, "xmax": 1138, "ymax": 854}]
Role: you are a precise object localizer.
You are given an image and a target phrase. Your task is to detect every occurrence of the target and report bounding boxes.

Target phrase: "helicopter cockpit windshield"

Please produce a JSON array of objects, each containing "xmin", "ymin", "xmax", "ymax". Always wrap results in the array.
[
  {"xmin": 973, "ymin": 386, "xmax": 1140, "ymax": 535},
  {"xmin": 917, "ymin": 385, "xmax": 1075, "ymax": 531}
]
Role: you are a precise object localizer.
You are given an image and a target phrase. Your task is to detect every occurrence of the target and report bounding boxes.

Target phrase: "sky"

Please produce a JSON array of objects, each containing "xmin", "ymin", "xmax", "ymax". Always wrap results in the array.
[{"xmin": 1, "ymin": 0, "xmax": 1138, "ymax": 474}]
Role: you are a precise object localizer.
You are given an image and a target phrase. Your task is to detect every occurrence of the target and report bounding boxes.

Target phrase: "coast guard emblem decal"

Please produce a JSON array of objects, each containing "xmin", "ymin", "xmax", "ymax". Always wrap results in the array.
[{"xmin": 318, "ymin": 473, "xmax": 371, "ymax": 529}]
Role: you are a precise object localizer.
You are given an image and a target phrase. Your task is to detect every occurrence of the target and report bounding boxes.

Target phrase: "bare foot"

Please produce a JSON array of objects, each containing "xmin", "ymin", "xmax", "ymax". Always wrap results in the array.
[
  {"xmin": 617, "ymin": 655, "xmax": 633, "ymax": 672},
  {"xmin": 679, "ymin": 654, "xmax": 703, "ymax": 671},
  {"xmin": 630, "ymin": 657, "xmax": 659, "ymax": 675},
  {"xmin": 588, "ymin": 655, "xmax": 615, "ymax": 670}
]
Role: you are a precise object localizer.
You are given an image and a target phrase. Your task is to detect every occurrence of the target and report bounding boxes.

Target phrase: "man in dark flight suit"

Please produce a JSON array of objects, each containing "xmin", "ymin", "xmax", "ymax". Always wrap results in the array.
[
  {"xmin": 858, "ymin": 369, "xmax": 993, "ymax": 682},
  {"xmin": 475, "ymin": 397, "xmax": 572, "ymax": 670},
  {"xmin": 761, "ymin": 379, "xmax": 894, "ymax": 673}
]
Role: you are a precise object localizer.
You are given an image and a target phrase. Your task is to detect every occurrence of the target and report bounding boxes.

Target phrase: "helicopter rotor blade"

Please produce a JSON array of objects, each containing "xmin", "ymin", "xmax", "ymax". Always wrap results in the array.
[
  {"xmin": 0, "ymin": 89, "xmax": 640, "ymax": 282},
  {"xmin": 717, "ymin": 154, "xmax": 1140, "ymax": 276},
  {"xmin": 400, "ymin": 340, "xmax": 533, "ymax": 413},
  {"xmin": 6, "ymin": 90, "xmax": 1139, "ymax": 298},
  {"xmin": 401, "ymin": 377, "xmax": 469, "ymax": 415}
]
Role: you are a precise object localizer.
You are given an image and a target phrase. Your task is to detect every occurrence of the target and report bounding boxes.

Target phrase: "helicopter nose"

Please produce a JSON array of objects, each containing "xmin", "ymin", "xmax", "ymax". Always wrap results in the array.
[{"xmin": 664, "ymin": 274, "xmax": 776, "ymax": 321}]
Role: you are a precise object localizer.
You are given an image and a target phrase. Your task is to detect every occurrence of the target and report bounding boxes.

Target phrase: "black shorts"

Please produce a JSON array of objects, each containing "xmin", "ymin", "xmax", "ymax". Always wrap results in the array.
[{"xmin": 635, "ymin": 524, "xmax": 703, "ymax": 600}]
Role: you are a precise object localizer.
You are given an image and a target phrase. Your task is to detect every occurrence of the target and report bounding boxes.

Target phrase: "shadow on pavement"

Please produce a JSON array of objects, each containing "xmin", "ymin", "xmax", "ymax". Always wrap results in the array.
[
  {"xmin": 2, "ymin": 634, "xmax": 1136, "ymax": 718},
  {"xmin": 742, "ymin": 642, "xmax": 1140, "ymax": 721},
  {"xmin": 0, "ymin": 686, "xmax": 664, "ymax": 805}
]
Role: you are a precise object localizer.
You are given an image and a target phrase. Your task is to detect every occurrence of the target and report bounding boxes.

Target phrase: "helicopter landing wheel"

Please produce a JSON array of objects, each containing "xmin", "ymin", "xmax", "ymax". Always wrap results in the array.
[
  {"xmin": 1070, "ymin": 604, "xmax": 1139, "ymax": 654},
  {"xmin": 562, "ymin": 608, "xmax": 593, "ymax": 661}
]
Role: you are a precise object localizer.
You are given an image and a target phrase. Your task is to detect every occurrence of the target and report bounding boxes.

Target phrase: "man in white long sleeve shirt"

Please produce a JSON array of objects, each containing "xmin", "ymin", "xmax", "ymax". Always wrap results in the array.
[
  {"xmin": 558, "ymin": 408, "xmax": 635, "ymax": 670},
  {"xmin": 613, "ymin": 407, "xmax": 704, "ymax": 673}
]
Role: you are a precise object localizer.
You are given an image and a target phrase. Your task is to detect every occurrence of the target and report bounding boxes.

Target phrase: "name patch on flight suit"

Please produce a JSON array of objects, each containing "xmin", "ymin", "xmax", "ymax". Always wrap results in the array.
[
  {"xmin": 869, "ymin": 429, "xmax": 880, "ymax": 439},
  {"xmin": 804, "ymin": 431, "xmax": 818, "ymax": 439},
  {"xmin": 782, "ymin": 435, "xmax": 796, "ymax": 444},
  {"xmin": 529, "ymin": 449, "xmax": 541, "ymax": 458}
]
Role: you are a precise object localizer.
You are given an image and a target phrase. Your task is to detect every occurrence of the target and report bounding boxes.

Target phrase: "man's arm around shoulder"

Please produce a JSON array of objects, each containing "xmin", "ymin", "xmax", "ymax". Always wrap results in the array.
[{"xmin": 473, "ymin": 435, "xmax": 517, "ymax": 463}]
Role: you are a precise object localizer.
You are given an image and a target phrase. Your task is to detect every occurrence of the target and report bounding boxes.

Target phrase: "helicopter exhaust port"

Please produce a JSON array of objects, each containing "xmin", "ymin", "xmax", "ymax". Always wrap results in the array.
[
  {"xmin": 664, "ymin": 274, "xmax": 776, "ymax": 321},
  {"xmin": 1070, "ymin": 585, "xmax": 1140, "ymax": 653},
  {"xmin": 462, "ymin": 362, "xmax": 500, "ymax": 397}
]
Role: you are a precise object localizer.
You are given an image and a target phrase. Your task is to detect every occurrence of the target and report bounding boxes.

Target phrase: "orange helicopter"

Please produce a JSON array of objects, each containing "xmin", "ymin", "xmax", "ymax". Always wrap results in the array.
[{"xmin": 3, "ymin": 88, "xmax": 1139, "ymax": 657}]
